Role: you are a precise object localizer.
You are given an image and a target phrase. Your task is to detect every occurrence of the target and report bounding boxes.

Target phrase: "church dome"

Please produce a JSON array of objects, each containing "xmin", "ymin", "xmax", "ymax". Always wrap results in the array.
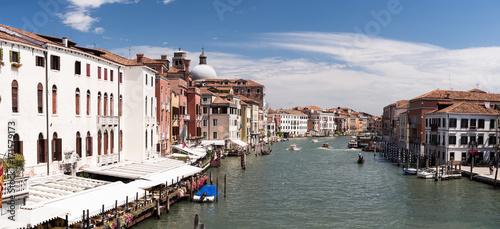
[{"xmin": 191, "ymin": 65, "xmax": 217, "ymax": 80}]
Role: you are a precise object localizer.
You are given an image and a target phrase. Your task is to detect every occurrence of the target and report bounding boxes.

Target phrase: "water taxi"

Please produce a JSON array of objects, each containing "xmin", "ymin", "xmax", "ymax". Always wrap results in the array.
[
  {"xmin": 348, "ymin": 140, "xmax": 358, "ymax": 148},
  {"xmin": 289, "ymin": 144, "xmax": 297, "ymax": 150}
]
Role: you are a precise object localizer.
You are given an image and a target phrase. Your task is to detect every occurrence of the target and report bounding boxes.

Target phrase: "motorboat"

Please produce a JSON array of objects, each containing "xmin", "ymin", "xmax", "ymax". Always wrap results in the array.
[
  {"xmin": 417, "ymin": 169, "xmax": 436, "ymax": 179},
  {"xmin": 289, "ymin": 144, "xmax": 297, "ymax": 151},
  {"xmin": 348, "ymin": 140, "xmax": 358, "ymax": 148},
  {"xmin": 403, "ymin": 168, "xmax": 417, "ymax": 175},
  {"xmin": 322, "ymin": 143, "xmax": 329, "ymax": 148},
  {"xmin": 193, "ymin": 185, "xmax": 217, "ymax": 202},
  {"xmin": 311, "ymin": 139, "xmax": 319, "ymax": 143}
]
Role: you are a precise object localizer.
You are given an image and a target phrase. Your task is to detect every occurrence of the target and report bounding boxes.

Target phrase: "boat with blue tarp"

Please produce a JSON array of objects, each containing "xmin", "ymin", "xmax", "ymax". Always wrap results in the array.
[{"xmin": 193, "ymin": 185, "xmax": 218, "ymax": 202}]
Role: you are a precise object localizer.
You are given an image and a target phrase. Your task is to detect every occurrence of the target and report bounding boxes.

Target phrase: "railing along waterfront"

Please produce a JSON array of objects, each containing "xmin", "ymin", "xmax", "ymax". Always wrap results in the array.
[{"xmin": 2, "ymin": 176, "xmax": 29, "ymax": 198}]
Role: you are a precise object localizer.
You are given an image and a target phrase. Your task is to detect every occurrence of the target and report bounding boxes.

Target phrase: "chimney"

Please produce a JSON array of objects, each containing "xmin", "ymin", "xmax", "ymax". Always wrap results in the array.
[
  {"xmin": 161, "ymin": 55, "xmax": 167, "ymax": 60},
  {"xmin": 62, "ymin": 37, "xmax": 68, "ymax": 47},
  {"xmin": 136, "ymin": 53, "xmax": 144, "ymax": 63},
  {"xmin": 184, "ymin": 59, "xmax": 191, "ymax": 72}
]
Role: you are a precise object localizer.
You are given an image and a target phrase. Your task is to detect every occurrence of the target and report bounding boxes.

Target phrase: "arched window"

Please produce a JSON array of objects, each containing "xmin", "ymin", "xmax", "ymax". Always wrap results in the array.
[
  {"xmin": 110, "ymin": 94, "xmax": 114, "ymax": 116},
  {"xmin": 37, "ymin": 133, "xmax": 47, "ymax": 163},
  {"xmin": 52, "ymin": 85, "xmax": 57, "ymax": 114},
  {"xmin": 75, "ymin": 88, "xmax": 80, "ymax": 115},
  {"xmin": 119, "ymin": 130, "xmax": 123, "ymax": 152},
  {"xmin": 98, "ymin": 130, "xmax": 102, "ymax": 155},
  {"xmin": 104, "ymin": 93, "xmax": 108, "ymax": 116},
  {"xmin": 104, "ymin": 130, "xmax": 108, "ymax": 155},
  {"xmin": 97, "ymin": 92, "xmax": 102, "ymax": 116},
  {"xmin": 12, "ymin": 80, "xmax": 18, "ymax": 113},
  {"xmin": 13, "ymin": 134, "xmax": 22, "ymax": 155},
  {"xmin": 37, "ymin": 83, "xmax": 43, "ymax": 113},
  {"xmin": 119, "ymin": 95, "xmax": 123, "ymax": 117},
  {"xmin": 110, "ymin": 130, "xmax": 114, "ymax": 154},
  {"xmin": 86, "ymin": 90, "xmax": 91, "ymax": 115},
  {"xmin": 52, "ymin": 132, "xmax": 61, "ymax": 161},
  {"xmin": 86, "ymin": 131, "xmax": 92, "ymax": 156},
  {"xmin": 76, "ymin": 132, "xmax": 82, "ymax": 157}
]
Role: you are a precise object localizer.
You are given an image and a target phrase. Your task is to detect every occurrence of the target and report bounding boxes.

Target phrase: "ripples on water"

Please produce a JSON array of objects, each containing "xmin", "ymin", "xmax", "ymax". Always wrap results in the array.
[{"xmin": 136, "ymin": 137, "xmax": 500, "ymax": 229}]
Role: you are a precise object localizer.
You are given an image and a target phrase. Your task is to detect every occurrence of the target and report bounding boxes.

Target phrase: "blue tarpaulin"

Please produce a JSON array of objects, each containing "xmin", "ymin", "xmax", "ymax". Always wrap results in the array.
[{"xmin": 195, "ymin": 185, "xmax": 217, "ymax": 197}]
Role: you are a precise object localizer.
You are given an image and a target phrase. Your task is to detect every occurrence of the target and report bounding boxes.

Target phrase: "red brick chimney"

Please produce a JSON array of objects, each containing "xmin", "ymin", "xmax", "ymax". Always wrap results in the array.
[{"xmin": 136, "ymin": 53, "xmax": 144, "ymax": 63}]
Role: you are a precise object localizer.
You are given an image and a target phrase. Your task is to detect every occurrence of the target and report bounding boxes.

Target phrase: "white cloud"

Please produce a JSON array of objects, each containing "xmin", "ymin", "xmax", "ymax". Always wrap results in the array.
[
  {"xmin": 58, "ymin": 0, "xmax": 140, "ymax": 32},
  {"xmin": 163, "ymin": 0, "xmax": 175, "ymax": 4},
  {"xmin": 111, "ymin": 33, "xmax": 500, "ymax": 115},
  {"xmin": 94, "ymin": 27, "xmax": 105, "ymax": 34}
]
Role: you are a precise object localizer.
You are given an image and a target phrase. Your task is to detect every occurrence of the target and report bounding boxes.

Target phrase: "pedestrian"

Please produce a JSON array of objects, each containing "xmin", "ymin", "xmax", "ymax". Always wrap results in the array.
[{"xmin": 490, "ymin": 165, "xmax": 494, "ymax": 175}]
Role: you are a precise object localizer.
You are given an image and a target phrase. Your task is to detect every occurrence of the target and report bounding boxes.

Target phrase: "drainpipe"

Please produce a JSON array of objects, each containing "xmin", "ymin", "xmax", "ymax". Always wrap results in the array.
[
  {"xmin": 117, "ymin": 66, "xmax": 121, "ymax": 162},
  {"xmin": 44, "ymin": 50, "xmax": 50, "ymax": 176}
]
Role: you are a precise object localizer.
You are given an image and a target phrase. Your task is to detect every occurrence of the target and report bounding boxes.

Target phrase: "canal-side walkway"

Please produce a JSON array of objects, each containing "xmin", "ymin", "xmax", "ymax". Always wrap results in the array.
[{"xmin": 461, "ymin": 166, "xmax": 500, "ymax": 187}]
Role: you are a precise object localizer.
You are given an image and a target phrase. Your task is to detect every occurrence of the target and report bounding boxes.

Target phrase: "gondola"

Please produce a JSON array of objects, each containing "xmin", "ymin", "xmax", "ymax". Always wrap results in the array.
[{"xmin": 357, "ymin": 156, "xmax": 365, "ymax": 164}]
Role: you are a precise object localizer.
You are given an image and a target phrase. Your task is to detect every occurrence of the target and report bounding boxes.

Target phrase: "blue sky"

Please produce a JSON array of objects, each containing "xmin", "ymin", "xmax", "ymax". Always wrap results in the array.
[{"xmin": 3, "ymin": 0, "xmax": 500, "ymax": 115}]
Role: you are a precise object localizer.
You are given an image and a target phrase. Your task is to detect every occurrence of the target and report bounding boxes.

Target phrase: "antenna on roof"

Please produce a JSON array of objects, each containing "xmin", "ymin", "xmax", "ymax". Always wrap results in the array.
[{"xmin": 48, "ymin": 20, "xmax": 55, "ymax": 36}]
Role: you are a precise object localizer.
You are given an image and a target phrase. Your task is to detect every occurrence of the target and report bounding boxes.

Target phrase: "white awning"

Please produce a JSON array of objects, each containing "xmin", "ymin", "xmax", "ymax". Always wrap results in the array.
[
  {"xmin": 42, "ymin": 182, "xmax": 145, "ymax": 225},
  {"xmin": 172, "ymin": 145, "xmax": 207, "ymax": 158},
  {"xmin": 0, "ymin": 218, "xmax": 28, "ymax": 229},
  {"xmin": 231, "ymin": 139, "xmax": 248, "ymax": 147},
  {"xmin": 129, "ymin": 164, "xmax": 202, "ymax": 189},
  {"xmin": 200, "ymin": 140, "xmax": 225, "ymax": 146},
  {"xmin": 0, "ymin": 206, "xmax": 70, "ymax": 228},
  {"xmin": 168, "ymin": 153, "xmax": 200, "ymax": 160}
]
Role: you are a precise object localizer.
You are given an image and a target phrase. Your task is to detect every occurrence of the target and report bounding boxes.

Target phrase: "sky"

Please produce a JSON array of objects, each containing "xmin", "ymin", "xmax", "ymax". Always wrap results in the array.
[{"xmin": 3, "ymin": 0, "xmax": 500, "ymax": 115}]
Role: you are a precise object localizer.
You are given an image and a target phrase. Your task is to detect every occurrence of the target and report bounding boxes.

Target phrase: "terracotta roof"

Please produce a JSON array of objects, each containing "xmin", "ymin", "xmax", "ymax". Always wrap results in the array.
[
  {"xmin": 134, "ymin": 56, "xmax": 165, "ymax": 64},
  {"xmin": 268, "ymin": 109, "xmax": 277, "ymax": 113},
  {"xmin": 168, "ymin": 67, "xmax": 182, "ymax": 73},
  {"xmin": 411, "ymin": 89, "xmax": 500, "ymax": 102},
  {"xmin": 237, "ymin": 94, "xmax": 260, "ymax": 105},
  {"xmin": 200, "ymin": 88, "xmax": 216, "ymax": 95},
  {"xmin": 212, "ymin": 96, "xmax": 232, "ymax": 104},
  {"xmin": 305, "ymin": 106, "xmax": 324, "ymax": 111},
  {"xmin": 97, "ymin": 49, "xmax": 142, "ymax": 66},
  {"xmin": 203, "ymin": 79, "xmax": 263, "ymax": 87},
  {"xmin": 277, "ymin": 109, "xmax": 307, "ymax": 116},
  {"xmin": 0, "ymin": 24, "xmax": 60, "ymax": 47},
  {"xmin": 395, "ymin": 100, "xmax": 408, "ymax": 109},
  {"xmin": 429, "ymin": 102, "xmax": 500, "ymax": 115}
]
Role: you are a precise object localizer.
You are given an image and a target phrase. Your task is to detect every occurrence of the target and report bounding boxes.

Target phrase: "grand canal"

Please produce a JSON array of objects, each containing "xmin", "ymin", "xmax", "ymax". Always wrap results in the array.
[{"xmin": 136, "ymin": 137, "xmax": 500, "ymax": 228}]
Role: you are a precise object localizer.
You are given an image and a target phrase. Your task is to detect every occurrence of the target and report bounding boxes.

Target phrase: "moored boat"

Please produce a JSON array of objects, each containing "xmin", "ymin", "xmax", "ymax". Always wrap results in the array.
[
  {"xmin": 193, "ymin": 185, "xmax": 217, "ymax": 203},
  {"xmin": 417, "ymin": 169, "xmax": 436, "ymax": 179},
  {"xmin": 322, "ymin": 143, "xmax": 329, "ymax": 148},
  {"xmin": 403, "ymin": 168, "xmax": 417, "ymax": 175}
]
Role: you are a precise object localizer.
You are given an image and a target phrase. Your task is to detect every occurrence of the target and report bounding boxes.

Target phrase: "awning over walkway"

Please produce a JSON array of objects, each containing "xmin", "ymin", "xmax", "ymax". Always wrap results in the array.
[
  {"xmin": 82, "ymin": 159, "xmax": 185, "ymax": 180},
  {"xmin": 0, "ymin": 218, "xmax": 28, "ymax": 229},
  {"xmin": 200, "ymin": 140, "xmax": 225, "ymax": 146},
  {"xmin": 129, "ymin": 164, "xmax": 202, "ymax": 189},
  {"xmin": 42, "ymin": 182, "xmax": 145, "ymax": 225},
  {"xmin": 172, "ymin": 145, "xmax": 207, "ymax": 158},
  {"xmin": 231, "ymin": 139, "xmax": 248, "ymax": 147},
  {"xmin": 0, "ymin": 206, "xmax": 70, "ymax": 228}
]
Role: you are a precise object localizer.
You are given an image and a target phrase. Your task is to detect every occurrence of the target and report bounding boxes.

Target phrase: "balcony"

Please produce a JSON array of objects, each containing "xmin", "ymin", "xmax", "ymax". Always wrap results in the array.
[
  {"xmin": 98, "ymin": 153, "xmax": 119, "ymax": 166},
  {"xmin": 97, "ymin": 116, "xmax": 119, "ymax": 126},
  {"xmin": 2, "ymin": 176, "xmax": 29, "ymax": 199},
  {"xmin": 184, "ymin": 114, "xmax": 190, "ymax": 121}
]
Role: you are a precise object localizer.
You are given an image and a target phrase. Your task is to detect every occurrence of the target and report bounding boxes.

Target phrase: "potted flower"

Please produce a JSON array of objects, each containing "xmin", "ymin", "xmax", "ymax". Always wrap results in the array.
[{"xmin": 11, "ymin": 62, "xmax": 22, "ymax": 68}]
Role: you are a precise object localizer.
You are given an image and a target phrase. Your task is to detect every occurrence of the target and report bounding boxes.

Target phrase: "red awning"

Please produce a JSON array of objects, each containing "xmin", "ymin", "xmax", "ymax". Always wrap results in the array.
[{"xmin": 468, "ymin": 150, "xmax": 481, "ymax": 156}]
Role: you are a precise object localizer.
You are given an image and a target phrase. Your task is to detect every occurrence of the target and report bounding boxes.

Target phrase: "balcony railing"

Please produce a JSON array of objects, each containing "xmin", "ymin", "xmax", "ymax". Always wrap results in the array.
[
  {"xmin": 98, "ymin": 153, "xmax": 119, "ymax": 166},
  {"xmin": 97, "ymin": 116, "xmax": 119, "ymax": 126},
  {"xmin": 2, "ymin": 176, "xmax": 29, "ymax": 199}
]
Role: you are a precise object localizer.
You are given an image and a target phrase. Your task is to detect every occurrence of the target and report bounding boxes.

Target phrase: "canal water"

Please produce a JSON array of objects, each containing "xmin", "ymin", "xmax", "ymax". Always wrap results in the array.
[{"xmin": 136, "ymin": 137, "xmax": 500, "ymax": 228}]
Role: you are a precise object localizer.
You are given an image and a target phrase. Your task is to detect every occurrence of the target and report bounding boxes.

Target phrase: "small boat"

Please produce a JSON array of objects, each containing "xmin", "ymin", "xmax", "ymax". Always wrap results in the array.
[
  {"xmin": 289, "ymin": 144, "xmax": 297, "ymax": 151},
  {"xmin": 417, "ymin": 169, "xmax": 436, "ymax": 179},
  {"xmin": 193, "ymin": 185, "xmax": 217, "ymax": 202},
  {"xmin": 357, "ymin": 156, "xmax": 365, "ymax": 164},
  {"xmin": 311, "ymin": 139, "xmax": 319, "ymax": 143},
  {"xmin": 261, "ymin": 150, "xmax": 271, "ymax": 155},
  {"xmin": 348, "ymin": 140, "xmax": 358, "ymax": 148},
  {"xmin": 403, "ymin": 168, "xmax": 417, "ymax": 175},
  {"xmin": 322, "ymin": 143, "xmax": 329, "ymax": 148}
]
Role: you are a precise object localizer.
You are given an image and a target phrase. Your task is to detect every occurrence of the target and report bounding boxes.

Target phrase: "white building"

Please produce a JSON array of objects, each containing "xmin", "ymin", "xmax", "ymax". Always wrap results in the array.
[
  {"xmin": 425, "ymin": 102, "xmax": 499, "ymax": 165},
  {"xmin": 0, "ymin": 24, "xmax": 157, "ymax": 179},
  {"xmin": 276, "ymin": 109, "xmax": 308, "ymax": 137},
  {"xmin": 309, "ymin": 111, "xmax": 337, "ymax": 136}
]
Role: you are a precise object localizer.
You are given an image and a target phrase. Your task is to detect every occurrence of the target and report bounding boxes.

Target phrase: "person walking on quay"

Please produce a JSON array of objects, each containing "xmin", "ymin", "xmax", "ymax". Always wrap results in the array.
[{"xmin": 490, "ymin": 164, "xmax": 494, "ymax": 175}]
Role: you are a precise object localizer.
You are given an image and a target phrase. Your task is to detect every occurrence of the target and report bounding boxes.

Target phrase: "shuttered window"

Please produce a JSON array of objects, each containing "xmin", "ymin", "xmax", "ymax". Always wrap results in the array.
[
  {"xmin": 104, "ymin": 93, "xmax": 108, "ymax": 116},
  {"xmin": 98, "ymin": 67, "xmax": 101, "ymax": 79},
  {"xmin": 50, "ymin": 55, "xmax": 60, "ymax": 70},
  {"xmin": 110, "ymin": 70, "xmax": 114, "ymax": 82},
  {"xmin": 110, "ymin": 94, "xmax": 114, "ymax": 116},
  {"xmin": 86, "ymin": 90, "xmax": 91, "ymax": 115},
  {"xmin": 75, "ymin": 61, "xmax": 81, "ymax": 75},
  {"xmin": 104, "ymin": 68, "xmax": 107, "ymax": 80},
  {"xmin": 12, "ymin": 80, "xmax": 18, "ymax": 113},
  {"xmin": 10, "ymin": 51, "xmax": 20, "ymax": 62},
  {"xmin": 86, "ymin": 64, "xmax": 91, "ymax": 77},
  {"xmin": 52, "ymin": 85, "xmax": 57, "ymax": 114},
  {"xmin": 97, "ymin": 93, "xmax": 101, "ymax": 115},
  {"xmin": 0, "ymin": 48, "xmax": 3, "ymax": 60},
  {"xmin": 75, "ymin": 88, "xmax": 80, "ymax": 115},
  {"xmin": 119, "ymin": 72, "xmax": 123, "ymax": 83},
  {"xmin": 119, "ymin": 95, "xmax": 122, "ymax": 116},
  {"xmin": 36, "ymin": 56, "xmax": 45, "ymax": 67},
  {"xmin": 37, "ymin": 83, "xmax": 43, "ymax": 113}
]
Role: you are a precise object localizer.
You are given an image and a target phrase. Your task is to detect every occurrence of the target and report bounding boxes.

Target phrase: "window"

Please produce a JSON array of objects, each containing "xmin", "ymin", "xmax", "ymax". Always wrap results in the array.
[
  {"xmin": 460, "ymin": 136, "xmax": 467, "ymax": 145},
  {"xmin": 490, "ymin": 119, "xmax": 495, "ymax": 129},
  {"xmin": 145, "ymin": 96, "xmax": 148, "ymax": 115},
  {"xmin": 0, "ymin": 48, "xmax": 2, "ymax": 60},
  {"xmin": 76, "ymin": 132, "xmax": 82, "ymax": 157},
  {"xmin": 470, "ymin": 136, "xmax": 476, "ymax": 144},
  {"xmin": 110, "ymin": 70, "xmax": 114, "ymax": 82},
  {"xmin": 470, "ymin": 119, "xmax": 477, "ymax": 129},
  {"xmin": 110, "ymin": 94, "xmax": 114, "ymax": 116},
  {"xmin": 442, "ymin": 118, "xmax": 446, "ymax": 128},
  {"xmin": 151, "ymin": 77, "xmax": 153, "ymax": 87},
  {"xmin": 460, "ymin": 119, "xmax": 468, "ymax": 128},
  {"xmin": 50, "ymin": 55, "xmax": 60, "ymax": 70},
  {"xmin": 202, "ymin": 98, "xmax": 208, "ymax": 102},
  {"xmin": 86, "ymin": 90, "xmax": 91, "ymax": 115},
  {"xmin": 111, "ymin": 130, "xmax": 114, "ymax": 154},
  {"xmin": 86, "ymin": 132, "xmax": 93, "ymax": 156},
  {"xmin": 52, "ymin": 85, "xmax": 57, "ymax": 114},
  {"xmin": 119, "ymin": 72, "xmax": 123, "ymax": 83},
  {"xmin": 489, "ymin": 135, "xmax": 497, "ymax": 145},
  {"xmin": 247, "ymin": 89, "xmax": 250, "ymax": 93},
  {"xmin": 449, "ymin": 135, "xmax": 456, "ymax": 145},
  {"xmin": 75, "ymin": 88, "xmax": 80, "ymax": 115},
  {"xmin": 97, "ymin": 92, "xmax": 102, "ymax": 115},
  {"xmin": 462, "ymin": 152, "xmax": 467, "ymax": 161},
  {"xmin": 104, "ymin": 131, "xmax": 108, "ymax": 155},
  {"xmin": 98, "ymin": 131, "xmax": 102, "ymax": 155},
  {"xmin": 257, "ymin": 88, "xmax": 260, "ymax": 93},
  {"xmin": 10, "ymin": 51, "xmax": 20, "ymax": 62},
  {"xmin": 426, "ymin": 119, "xmax": 428, "ymax": 127},
  {"xmin": 52, "ymin": 132, "xmax": 62, "ymax": 161},
  {"xmin": 37, "ymin": 133, "xmax": 47, "ymax": 163},
  {"xmin": 449, "ymin": 118, "xmax": 457, "ymax": 128},
  {"xmin": 450, "ymin": 152, "xmax": 455, "ymax": 161},
  {"xmin": 213, "ymin": 119, "xmax": 218, "ymax": 126},
  {"xmin": 119, "ymin": 130, "xmax": 123, "ymax": 152},
  {"xmin": 203, "ymin": 107, "xmax": 208, "ymax": 114},
  {"xmin": 98, "ymin": 67, "xmax": 101, "ymax": 79},
  {"xmin": 478, "ymin": 135, "xmax": 484, "ymax": 145},
  {"xmin": 12, "ymin": 80, "xmax": 18, "ymax": 113},
  {"xmin": 104, "ymin": 93, "xmax": 108, "ymax": 116},
  {"xmin": 86, "ymin": 64, "xmax": 91, "ymax": 77},
  {"xmin": 36, "ymin": 56, "xmax": 45, "ymax": 67},
  {"xmin": 37, "ymin": 83, "xmax": 43, "ymax": 113},
  {"xmin": 75, "ymin": 61, "xmax": 81, "ymax": 75},
  {"xmin": 203, "ymin": 120, "xmax": 207, "ymax": 127},
  {"xmin": 213, "ymin": 132, "xmax": 218, "ymax": 139},
  {"xmin": 145, "ymin": 74, "xmax": 148, "ymax": 85},
  {"xmin": 203, "ymin": 132, "xmax": 207, "ymax": 138},
  {"xmin": 119, "ymin": 95, "xmax": 122, "ymax": 116},
  {"xmin": 478, "ymin": 119, "xmax": 485, "ymax": 129},
  {"xmin": 104, "ymin": 68, "xmax": 108, "ymax": 80}
]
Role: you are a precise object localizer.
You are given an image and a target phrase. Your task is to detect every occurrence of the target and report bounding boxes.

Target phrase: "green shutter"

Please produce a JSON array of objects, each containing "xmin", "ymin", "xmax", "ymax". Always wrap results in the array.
[
  {"xmin": 0, "ymin": 48, "xmax": 3, "ymax": 60},
  {"xmin": 10, "ymin": 50, "xmax": 12, "ymax": 62},
  {"xmin": 18, "ymin": 52, "xmax": 20, "ymax": 63}
]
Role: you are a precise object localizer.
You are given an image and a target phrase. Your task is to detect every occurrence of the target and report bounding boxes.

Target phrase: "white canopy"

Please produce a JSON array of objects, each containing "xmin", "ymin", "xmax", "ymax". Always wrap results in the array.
[
  {"xmin": 0, "ymin": 206, "xmax": 70, "ymax": 228},
  {"xmin": 172, "ymin": 145, "xmax": 207, "ymax": 158},
  {"xmin": 200, "ymin": 140, "xmax": 225, "ymax": 146},
  {"xmin": 231, "ymin": 139, "xmax": 248, "ymax": 147},
  {"xmin": 129, "ymin": 164, "xmax": 202, "ymax": 189},
  {"xmin": 43, "ymin": 182, "xmax": 145, "ymax": 225},
  {"xmin": 0, "ymin": 218, "xmax": 28, "ymax": 229}
]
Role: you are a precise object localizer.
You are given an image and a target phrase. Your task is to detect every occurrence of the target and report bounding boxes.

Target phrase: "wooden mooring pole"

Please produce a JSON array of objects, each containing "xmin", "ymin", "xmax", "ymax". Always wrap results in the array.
[
  {"xmin": 435, "ymin": 158, "xmax": 439, "ymax": 182},
  {"xmin": 495, "ymin": 152, "xmax": 499, "ymax": 189},
  {"xmin": 216, "ymin": 177, "xmax": 219, "ymax": 202},
  {"xmin": 470, "ymin": 156, "xmax": 474, "ymax": 181},
  {"xmin": 194, "ymin": 213, "xmax": 200, "ymax": 229},
  {"xmin": 224, "ymin": 174, "xmax": 227, "ymax": 198}
]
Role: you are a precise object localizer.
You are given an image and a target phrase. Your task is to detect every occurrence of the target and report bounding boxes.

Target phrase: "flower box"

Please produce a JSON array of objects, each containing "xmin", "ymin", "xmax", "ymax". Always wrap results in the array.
[{"xmin": 11, "ymin": 62, "xmax": 22, "ymax": 68}]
